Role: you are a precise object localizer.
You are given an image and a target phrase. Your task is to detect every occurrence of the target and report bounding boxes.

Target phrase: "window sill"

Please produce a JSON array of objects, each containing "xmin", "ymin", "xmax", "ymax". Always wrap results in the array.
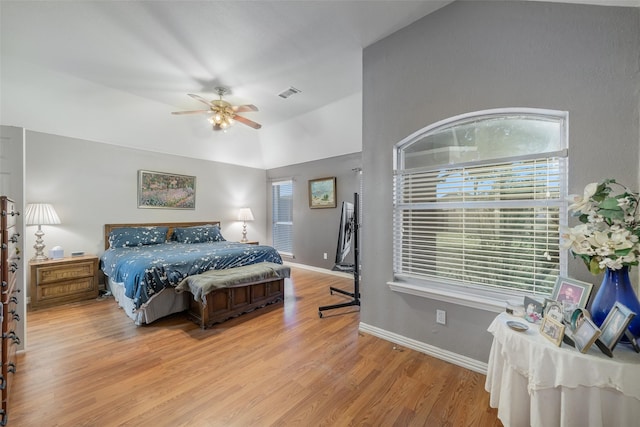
[{"xmin": 387, "ymin": 280, "xmax": 509, "ymax": 313}]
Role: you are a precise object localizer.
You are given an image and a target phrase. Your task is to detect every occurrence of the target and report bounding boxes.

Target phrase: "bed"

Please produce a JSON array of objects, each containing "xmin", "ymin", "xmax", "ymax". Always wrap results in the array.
[{"xmin": 100, "ymin": 221, "xmax": 285, "ymax": 325}]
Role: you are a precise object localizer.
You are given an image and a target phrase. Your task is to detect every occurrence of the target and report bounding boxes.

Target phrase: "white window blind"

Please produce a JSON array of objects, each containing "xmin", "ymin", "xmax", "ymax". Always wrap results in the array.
[
  {"xmin": 393, "ymin": 109, "xmax": 568, "ymax": 297},
  {"xmin": 272, "ymin": 180, "xmax": 293, "ymax": 255}
]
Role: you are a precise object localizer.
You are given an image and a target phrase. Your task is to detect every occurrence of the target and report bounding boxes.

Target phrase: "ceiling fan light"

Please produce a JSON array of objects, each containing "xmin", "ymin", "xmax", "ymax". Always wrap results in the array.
[{"xmin": 175, "ymin": 91, "xmax": 260, "ymax": 131}]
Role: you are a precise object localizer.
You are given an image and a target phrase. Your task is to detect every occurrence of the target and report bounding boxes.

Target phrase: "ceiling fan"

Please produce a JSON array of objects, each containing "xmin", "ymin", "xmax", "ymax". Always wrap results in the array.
[{"xmin": 172, "ymin": 87, "xmax": 261, "ymax": 131}]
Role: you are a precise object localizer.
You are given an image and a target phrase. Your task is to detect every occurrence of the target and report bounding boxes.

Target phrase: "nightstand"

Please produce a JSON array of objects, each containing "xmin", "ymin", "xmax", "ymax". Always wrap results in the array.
[
  {"xmin": 245, "ymin": 241, "xmax": 259, "ymax": 245},
  {"xmin": 29, "ymin": 255, "xmax": 99, "ymax": 309}
]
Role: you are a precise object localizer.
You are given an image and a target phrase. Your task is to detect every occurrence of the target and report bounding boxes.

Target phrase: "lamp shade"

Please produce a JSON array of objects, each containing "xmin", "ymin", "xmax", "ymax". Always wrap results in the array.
[
  {"xmin": 238, "ymin": 208, "xmax": 254, "ymax": 222},
  {"xmin": 25, "ymin": 203, "xmax": 61, "ymax": 226}
]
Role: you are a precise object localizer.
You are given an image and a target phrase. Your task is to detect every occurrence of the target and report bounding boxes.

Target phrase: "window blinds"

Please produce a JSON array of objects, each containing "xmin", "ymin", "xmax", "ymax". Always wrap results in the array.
[
  {"xmin": 393, "ymin": 157, "xmax": 565, "ymax": 295},
  {"xmin": 272, "ymin": 180, "xmax": 293, "ymax": 254}
]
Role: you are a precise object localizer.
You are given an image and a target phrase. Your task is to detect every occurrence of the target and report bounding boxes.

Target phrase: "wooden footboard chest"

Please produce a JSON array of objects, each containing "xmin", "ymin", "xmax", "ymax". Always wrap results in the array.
[
  {"xmin": 179, "ymin": 262, "xmax": 290, "ymax": 329},
  {"xmin": 187, "ymin": 277, "xmax": 285, "ymax": 328}
]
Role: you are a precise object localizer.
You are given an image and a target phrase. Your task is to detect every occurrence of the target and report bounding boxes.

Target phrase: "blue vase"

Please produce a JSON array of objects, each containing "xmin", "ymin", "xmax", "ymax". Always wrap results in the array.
[{"xmin": 589, "ymin": 266, "xmax": 640, "ymax": 339}]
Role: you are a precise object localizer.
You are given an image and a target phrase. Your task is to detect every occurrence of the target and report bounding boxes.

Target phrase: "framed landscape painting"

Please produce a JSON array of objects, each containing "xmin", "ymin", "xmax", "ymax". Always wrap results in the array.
[
  {"xmin": 138, "ymin": 170, "xmax": 196, "ymax": 209},
  {"xmin": 309, "ymin": 177, "xmax": 336, "ymax": 209}
]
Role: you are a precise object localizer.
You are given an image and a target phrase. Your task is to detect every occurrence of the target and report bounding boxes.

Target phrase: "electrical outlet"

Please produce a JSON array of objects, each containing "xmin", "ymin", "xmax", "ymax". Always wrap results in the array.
[
  {"xmin": 323, "ymin": 252, "xmax": 327, "ymax": 260},
  {"xmin": 436, "ymin": 309, "xmax": 446, "ymax": 325}
]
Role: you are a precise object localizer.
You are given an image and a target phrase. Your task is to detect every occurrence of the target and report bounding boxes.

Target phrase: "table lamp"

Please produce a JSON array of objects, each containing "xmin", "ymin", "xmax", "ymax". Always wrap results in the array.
[
  {"xmin": 238, "ymin": 208, "xmax": 254, "ymax": 243},
  {"xmin": 25, "ymin": 203, "xmax": 61, "ymax": 261}
]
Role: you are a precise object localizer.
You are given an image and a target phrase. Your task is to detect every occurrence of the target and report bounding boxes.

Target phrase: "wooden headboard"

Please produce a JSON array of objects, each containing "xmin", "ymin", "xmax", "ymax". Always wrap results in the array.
[{"xmin": 104, "ymin": 221, "xmax": 221, "ymax": 250}]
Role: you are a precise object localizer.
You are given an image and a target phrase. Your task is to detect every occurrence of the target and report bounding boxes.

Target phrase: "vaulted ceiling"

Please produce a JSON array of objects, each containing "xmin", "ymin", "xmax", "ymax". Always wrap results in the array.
[
  {"xmin": 1, "ymin": 1, "xmax": 637, "ymax": 169},
  {"xmin": 0, "ymin": 1, "xmax": 450, "ymax": 169}
]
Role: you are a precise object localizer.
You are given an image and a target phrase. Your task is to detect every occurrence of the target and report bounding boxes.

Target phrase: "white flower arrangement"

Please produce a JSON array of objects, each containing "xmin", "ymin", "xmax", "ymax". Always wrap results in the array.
[{"xmin": 561, "ymin": 179, "xmax": 640, "ymax": 275}]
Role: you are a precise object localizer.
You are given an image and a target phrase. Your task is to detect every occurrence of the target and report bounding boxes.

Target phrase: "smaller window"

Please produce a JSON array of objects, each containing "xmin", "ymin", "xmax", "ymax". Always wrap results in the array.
[{"xmin": 272, "ymin": 180, "xmax": 293, "ymax": 255}]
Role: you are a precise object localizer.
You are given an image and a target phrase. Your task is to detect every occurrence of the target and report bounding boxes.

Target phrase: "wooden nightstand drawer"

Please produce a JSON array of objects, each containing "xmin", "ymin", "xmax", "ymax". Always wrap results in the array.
[
  {"xmin": 29, "ymin": 255, "xmax": 99, "ymax": 309},
  {"xmin": 37, "ymin": 261, "xmax": 96, "ymax": 285},
  {"xmin": 37, "ymin": 277, "xmax": 96, "ymax": 301}
]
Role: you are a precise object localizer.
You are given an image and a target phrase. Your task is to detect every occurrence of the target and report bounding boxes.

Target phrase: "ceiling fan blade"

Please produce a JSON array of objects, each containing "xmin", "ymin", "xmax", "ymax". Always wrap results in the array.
[
  {"xmin": 233, "ymin": 104, "xmax": 259, "ymax": 113},
  {"xmin": 171, "ymin": 110, "xmax": 211, "ymax": 115},
  {"xmin": 233, "ymin": 115, "xmax": 262, "ymax": 129},
  {"xmin": 188, "ymin": 93, "xmax": 215, "ymax": 108}
]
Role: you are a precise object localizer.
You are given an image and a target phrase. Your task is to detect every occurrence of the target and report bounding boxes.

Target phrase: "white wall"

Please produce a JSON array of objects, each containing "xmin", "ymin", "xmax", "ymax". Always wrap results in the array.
[
  {"xmin": 24, "ymin": 131, "xmax": 267, "ymax": 269},
  {"xmin": 260, "ymin": 93, "xmax": 362, "ymax": 169}
]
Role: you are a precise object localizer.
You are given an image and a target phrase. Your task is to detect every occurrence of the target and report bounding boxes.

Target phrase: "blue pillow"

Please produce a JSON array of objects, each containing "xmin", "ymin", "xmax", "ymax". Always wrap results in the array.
[
  {"xmin": 108, "ymin": 226, "xmax": 169, "ymax": 248},
  {"xmin": 173, "ymin": 225, "xmax": 225, "ymax": 244}
]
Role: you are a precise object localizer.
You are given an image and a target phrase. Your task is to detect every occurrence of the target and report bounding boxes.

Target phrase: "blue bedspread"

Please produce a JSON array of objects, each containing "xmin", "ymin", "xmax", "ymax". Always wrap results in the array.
[{"xmin": 100, "ymin": 241, "xmax": 283, "ymax": 309}]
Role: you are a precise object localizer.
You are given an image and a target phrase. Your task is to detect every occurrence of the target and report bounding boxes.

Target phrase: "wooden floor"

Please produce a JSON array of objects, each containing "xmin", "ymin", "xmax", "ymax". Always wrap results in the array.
[{"xmin": 10, "ymin": 267, "xmax": 501, "ymax": 427}]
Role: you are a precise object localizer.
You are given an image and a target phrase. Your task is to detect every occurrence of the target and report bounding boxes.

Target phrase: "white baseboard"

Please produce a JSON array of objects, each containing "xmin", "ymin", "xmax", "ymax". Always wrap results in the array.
[
  {"xmin": 358, "ymin": 322, "xmax": 488, "ymax": 375},
  {"xmin": 283, "ymin": 261, "xmax": 353, "ymax": 279}
]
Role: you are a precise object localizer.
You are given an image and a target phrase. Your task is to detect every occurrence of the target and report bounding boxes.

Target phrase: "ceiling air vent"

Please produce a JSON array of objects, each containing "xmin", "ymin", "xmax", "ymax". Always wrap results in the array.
[{"xmin": 278, "ymin": 86, "xmax": 302, "ymax": 99}]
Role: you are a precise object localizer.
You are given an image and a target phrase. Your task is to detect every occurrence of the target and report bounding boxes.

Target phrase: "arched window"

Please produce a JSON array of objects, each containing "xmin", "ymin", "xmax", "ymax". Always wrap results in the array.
[{"xmin": 392, "ymin": 109, "xmax": 568, "ymax": 302}]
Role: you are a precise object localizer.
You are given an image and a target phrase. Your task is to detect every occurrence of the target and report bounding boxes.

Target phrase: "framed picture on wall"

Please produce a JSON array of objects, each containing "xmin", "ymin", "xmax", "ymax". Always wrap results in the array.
[
  {"xmin": 308, "ymin": 177, "xmax": 336, "ymax": 209},
  {"xmin": 138, "ymin": 170, "xmax": 196, "ymax": 209}
]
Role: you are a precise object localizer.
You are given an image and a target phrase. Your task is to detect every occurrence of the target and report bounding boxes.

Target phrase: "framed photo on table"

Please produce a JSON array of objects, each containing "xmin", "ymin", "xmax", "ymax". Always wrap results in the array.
[
  {"xmin": 524, "ymin": 296, "xmax": 543, "ymax": 323},
  {"xmin": 599, "ymin": 302, "xmax": 636, "ymax": 352},
  {"xmin": 572, "ymin": 316, "xmax": 601, "ymax": 353},
  {"xmin": 544, "ymin": 300, "xmax": 564, "ymax": 323},
  {"xmin": 551, "ymin": 276, "xmax": 593, "ymax": 308},
  {"xmin": 540, "ymin": 316, "xmax": 565, "ymax": 346}
]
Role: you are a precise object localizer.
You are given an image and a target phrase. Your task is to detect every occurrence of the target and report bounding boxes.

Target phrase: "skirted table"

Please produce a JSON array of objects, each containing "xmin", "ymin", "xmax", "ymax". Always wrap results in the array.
[{"xmin": 485, "ymin": 312, "xmax": 640, "ymax": 427}]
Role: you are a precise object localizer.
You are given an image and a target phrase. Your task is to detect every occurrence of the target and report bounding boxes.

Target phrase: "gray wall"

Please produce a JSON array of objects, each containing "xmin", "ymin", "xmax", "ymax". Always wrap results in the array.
[
  {"xmin": 267, "ymin": 152, "xmax": 361, "ymax": 269},
  {"xmin": 24, "ymin": 131, "xmax": 267, "ymax": 268},
  {"xmin": 362, "ymin": 1, "xmax": 640, "ymax": 362}
]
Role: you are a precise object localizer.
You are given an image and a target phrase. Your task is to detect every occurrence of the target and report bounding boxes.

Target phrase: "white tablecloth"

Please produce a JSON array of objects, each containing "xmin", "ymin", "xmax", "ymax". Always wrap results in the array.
[{"xmin": 485, "ymin": 312, "xmax": 640, "ymax": 427}]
